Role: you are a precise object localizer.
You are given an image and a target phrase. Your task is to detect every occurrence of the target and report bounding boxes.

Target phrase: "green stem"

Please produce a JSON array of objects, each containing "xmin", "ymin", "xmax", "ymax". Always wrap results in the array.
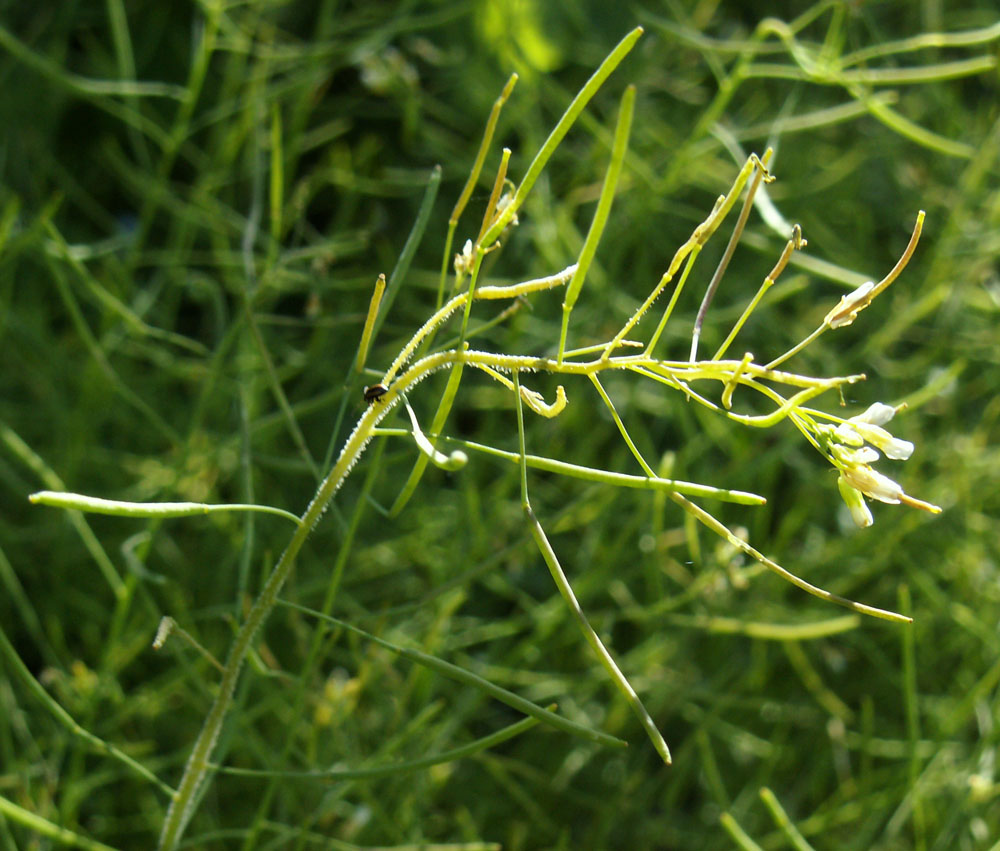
[
  {"xmin": 275, "ymin": 602, "xmax": 626, "ymax": 750},
  {"xmin": 689, "ymin": 150, "xmax": 771, "ymax": 361},
  {"xmin": 29, "ymin": 491, "xmax": 301, "ymax": 526},
  {"xmin": 588, "ymin": 374, "xmax": 655, "ymax": 476},
  {"xmin": 0, "ymin": 794, "xmax": 119, "ymax": 851},
  {"xmin": 218, "ymin": 712, "xmax": 543, "ymax": 779},
  {"xmin": 513, "ymin": 372, "xmax": 672, "ymax": 764},
  {"xmin": 669, "ymin": 492, "xmax": 910, "ymax": 623},
  {"xmin": 434, "ymin": 435, "xmax": 765, "ymax": 504},
  {"xmin": 558, "ymin": 85, "xmax": 636, "ymax": 363},
  {"xmin": 479, "ymin": 27, "xmax": 644, "ymax": 247},
  {"xmin": 603, "ymin": 152, "xmax": 764, "ymax": 358},
  {"xmin": 156, "ymin": 397, "xmax": 390, "ymax": 849},
  {"xmin": 759, "ymin": 787, "xmax": 816, "ymax": 851}
]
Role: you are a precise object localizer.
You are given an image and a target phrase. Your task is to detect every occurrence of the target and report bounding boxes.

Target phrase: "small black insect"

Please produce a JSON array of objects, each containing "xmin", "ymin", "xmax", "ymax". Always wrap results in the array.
[{"xmin": 363, "ymin": 383, "xmax": 389, "ymax": 403}]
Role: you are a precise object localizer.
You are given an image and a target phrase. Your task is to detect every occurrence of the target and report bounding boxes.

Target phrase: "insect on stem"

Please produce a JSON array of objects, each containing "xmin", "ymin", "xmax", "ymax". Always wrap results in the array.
[{"xmin": 363, "ymin": 383, "xmax": 389, "ymax": 404}]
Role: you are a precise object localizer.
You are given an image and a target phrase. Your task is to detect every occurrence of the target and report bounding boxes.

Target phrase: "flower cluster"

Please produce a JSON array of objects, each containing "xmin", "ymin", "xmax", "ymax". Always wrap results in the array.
[{"xmin": 815, "ymin": 403, "xmax": 940, "ymax": 527}]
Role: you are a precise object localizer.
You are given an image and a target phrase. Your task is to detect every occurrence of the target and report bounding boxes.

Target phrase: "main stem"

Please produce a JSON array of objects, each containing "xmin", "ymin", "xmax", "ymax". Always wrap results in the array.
[
  {"xmin": 157, "ymin": 347, "xmax": 479, "ymax": 848},
  {"xmin": 157, "ymin": 399, "xmax": 387, "ymax": 848}
]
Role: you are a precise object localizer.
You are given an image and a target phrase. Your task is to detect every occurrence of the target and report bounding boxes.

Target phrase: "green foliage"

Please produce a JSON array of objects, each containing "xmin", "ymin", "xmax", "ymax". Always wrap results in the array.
[{"xmin": 1, "ymin": 2, "xmax": 999, "ymax": 849}]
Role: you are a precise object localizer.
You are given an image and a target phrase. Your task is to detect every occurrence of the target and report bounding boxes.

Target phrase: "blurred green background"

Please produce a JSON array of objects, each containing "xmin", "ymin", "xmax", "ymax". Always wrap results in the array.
[{"xmin": 2, "ymin": 1, "xmax": 999, "ymax": 848}]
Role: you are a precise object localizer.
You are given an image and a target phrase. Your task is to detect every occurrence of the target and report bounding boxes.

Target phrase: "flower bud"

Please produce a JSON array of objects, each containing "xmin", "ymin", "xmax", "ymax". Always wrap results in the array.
[
  {"xmin": 832, "ymin": 445, "xmax": 880, "ymax": 466},
  {"xmin": 851, "ymin": 402, "xmax": 897, "ymax": 426},
  {"xmin": 833, "ymin": 423, "xmax": 864, "ymax": 447},
  {"xmin": 838, "ymin": 475, "xmax": 874, "ymax": 528}
]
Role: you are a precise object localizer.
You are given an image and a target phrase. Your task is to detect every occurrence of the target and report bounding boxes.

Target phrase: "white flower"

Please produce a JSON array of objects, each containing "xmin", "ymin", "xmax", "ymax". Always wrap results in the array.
[
  {"xmin": 838, "ymin": 475, "xmax": 873, "ymax": 528},
  {"xmin": 839, "ymin": 403, "xmax": 912, "ymax": 459},
  {"xmin": 823, "ymin": 402, "xmax": 939, "ymax": 525},
  {"xmin": 842, "ymin": 465, "xmax": 904, "ymax": 504},
  {"xmin": 454, "ymin": 239, "xmax": 475, "ymax": 276},
  {"xmin": 851, "ymin": 422, "xmax": 914, "ymax": 460}
]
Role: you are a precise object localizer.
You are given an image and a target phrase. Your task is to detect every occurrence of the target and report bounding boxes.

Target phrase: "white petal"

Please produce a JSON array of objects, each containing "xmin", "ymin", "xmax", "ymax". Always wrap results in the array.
[
  {"xmin": 852, "ymin": 402, "xmax": 896, "ymax": 426},
  {"xmin": 881, "ymin": 437, "xmax": 914, "ymax": 461}
]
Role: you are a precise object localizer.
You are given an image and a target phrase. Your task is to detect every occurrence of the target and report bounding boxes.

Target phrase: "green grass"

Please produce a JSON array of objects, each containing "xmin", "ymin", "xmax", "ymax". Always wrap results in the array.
[{"xmin": 2, "ymin": 1, "xmax": 999, "ymax": 848}]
